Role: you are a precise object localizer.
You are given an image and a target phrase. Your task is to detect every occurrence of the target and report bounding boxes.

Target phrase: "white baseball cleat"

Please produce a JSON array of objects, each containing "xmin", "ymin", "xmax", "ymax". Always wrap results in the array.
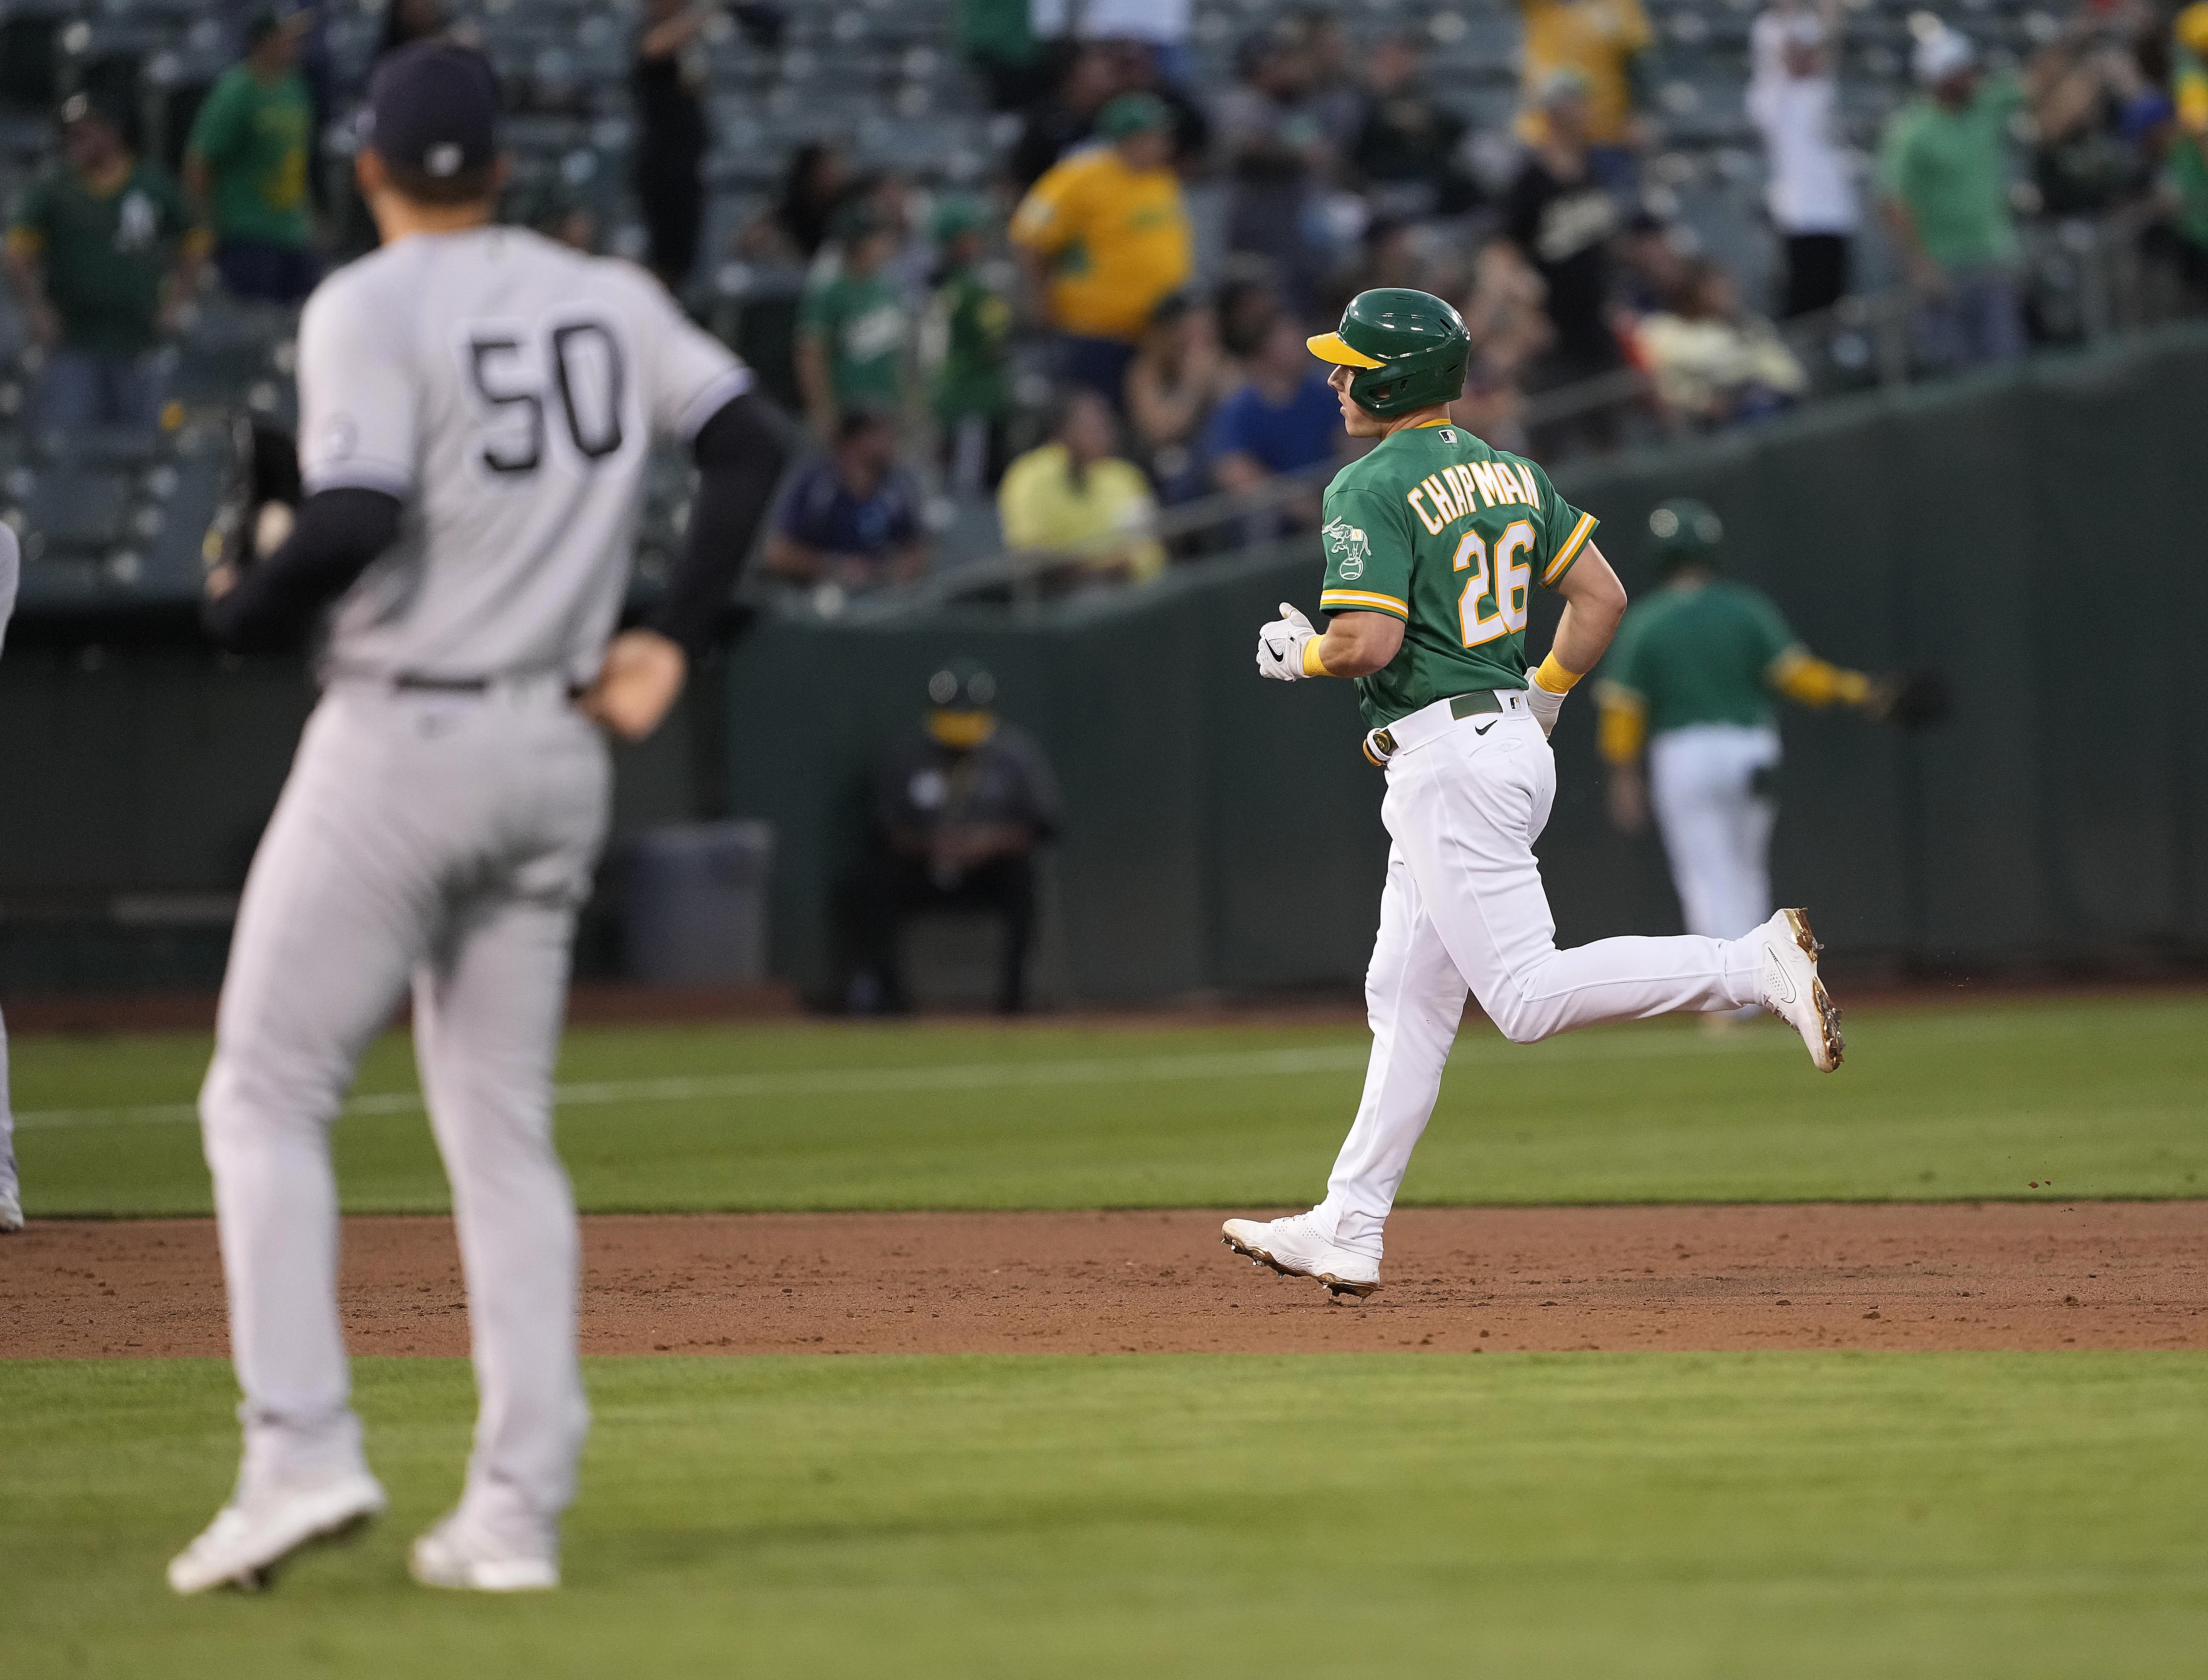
[
  {"xmin": 167, "ymin": 1470, "xmax": 387, "ymax": 1594},
  {"xmin": 1221, "ymin": 1212, "xmax": 1380, "ymax": 1300},
  {"xmin": 410, "ymin": 1512, "xmax": 560, "ymax": 1592},
  {"xmin": 1756, "ymin": 907, "xmax": 1843, "ymax": 1072},
  {"xmin": 0, "ymin": 1184, "xmax": 22, "ymax": 1233}
]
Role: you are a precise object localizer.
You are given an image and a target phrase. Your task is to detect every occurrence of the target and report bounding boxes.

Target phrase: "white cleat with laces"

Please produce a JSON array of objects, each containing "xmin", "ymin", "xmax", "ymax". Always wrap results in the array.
[
  {"xmin": 1755, "ymin": 907, "xmax": 1844, "ymax": 1072},
  {"xmin": 167, "ymin": 1471, "xmax": 387, "ymax": 1594},
  {"xmin": 1221, "ymin": 1211, "xmax": 1380, "ymax": 1300}
]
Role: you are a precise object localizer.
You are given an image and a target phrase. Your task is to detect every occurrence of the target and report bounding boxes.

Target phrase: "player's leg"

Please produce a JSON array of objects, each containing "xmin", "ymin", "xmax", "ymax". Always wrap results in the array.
[
  {"xmin": 408, "ymin": 889, "xmax": 587, "ymax": 1588},
  {"xmin": 1223, "ymin": 842, "xmax": 1466, "ymax": 1291},
  {"xmin": 407, "ymin": 700, "xmax": 606, "ymax": 1590},
  {"xmin": 176, "ymin": 701, "xmax": 434, "ymax": 1590},
  {"xmin": 1314, "ymin": 845, "xmax": 1466, "ymax": 1259},
  {"xmin": 1397, "ymin": 719, "xmax": 1765, "ymax": 1044},
  {"xmin": 1647, "ymin": 727, "xmax": 1741, "ymax": 939},
  {"xmin": 1724, "ymin": 735, "xmax": 1783, "ymax": 940},
  {"xmin": 0, "ymin": 1003, "xmax": 21, "ymax": 1232}
]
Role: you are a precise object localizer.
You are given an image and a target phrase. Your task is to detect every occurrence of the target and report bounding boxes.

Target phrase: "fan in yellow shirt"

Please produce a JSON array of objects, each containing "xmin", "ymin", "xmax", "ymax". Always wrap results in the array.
[
  {"xmin": 1010, "ymin": 92, "xmax": 1191, "ymax": 400},
  {"xmin": 997, "ymin": 389, "xmax": 1167, "ymax": 585},
  {"xmin": 1514, "ymin": 0, "xmax": 1654, "ymax": 155}
]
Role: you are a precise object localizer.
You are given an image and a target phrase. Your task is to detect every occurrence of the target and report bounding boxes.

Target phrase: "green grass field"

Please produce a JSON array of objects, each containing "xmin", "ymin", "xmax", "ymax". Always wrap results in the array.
[
  {"xmin": 6, "ymin": 995, "xmax": 2206, "ymax": 1675},
  {"xmin": 13, "ymin": 995, "xmax": 2208, "ymax": 1215},
  {"xmin": 5, "ymin": 1354, "xmax": 2205, "ymax": 1678}
]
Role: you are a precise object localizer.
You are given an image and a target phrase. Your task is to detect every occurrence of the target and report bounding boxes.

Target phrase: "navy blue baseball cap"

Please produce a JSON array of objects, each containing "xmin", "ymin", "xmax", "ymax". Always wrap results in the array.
[{"xmin": 361, "ymin": 42, "xmax": 499, "ymax": 180}]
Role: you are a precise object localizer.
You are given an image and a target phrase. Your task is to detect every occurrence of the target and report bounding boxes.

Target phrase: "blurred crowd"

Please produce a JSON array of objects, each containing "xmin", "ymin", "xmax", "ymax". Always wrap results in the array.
[{"xmin": 8, "ymin": 0, "xmax": 2208, "ymax": 605}]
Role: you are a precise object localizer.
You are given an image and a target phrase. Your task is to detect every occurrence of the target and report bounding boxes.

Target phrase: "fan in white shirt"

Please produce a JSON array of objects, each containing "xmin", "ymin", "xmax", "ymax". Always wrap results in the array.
[{"xmin": 1747, "ymin": 0, "xmax": 1858, "ymax": 318}]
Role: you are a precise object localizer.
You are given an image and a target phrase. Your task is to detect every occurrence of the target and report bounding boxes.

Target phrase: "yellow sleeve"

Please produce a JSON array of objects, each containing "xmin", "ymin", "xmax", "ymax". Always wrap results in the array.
[
  {"xmin": 1769, "ymin": 646, "xmax": 1870, "ymax": 708},
  {"xmin": 1595, "ymin": 682, "xmax": 1648, "ymax": 766},
  {"xmin": 1009, "ymin": 160, "xmax": 1079, "ymax": 254},
  {"xmin": 1617, "ymin": 0, "xmax": 1654, "ymax": 55}
]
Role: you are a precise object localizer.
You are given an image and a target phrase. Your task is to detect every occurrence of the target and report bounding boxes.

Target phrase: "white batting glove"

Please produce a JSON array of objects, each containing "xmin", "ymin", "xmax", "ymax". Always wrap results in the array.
[
  {"xmin": 1255, "ymin": 602, "xmax": 1318, "ymax": 681},
  {"xmin": 1524, "ymin": 676, "xmax": 1565, "ymax": 738}
]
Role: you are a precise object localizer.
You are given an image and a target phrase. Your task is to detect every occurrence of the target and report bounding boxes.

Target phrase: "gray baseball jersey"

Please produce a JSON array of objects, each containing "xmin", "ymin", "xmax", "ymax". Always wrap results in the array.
[{"xmin": 297, "ymin": 225, "xmax": 749, "ymax": 686}]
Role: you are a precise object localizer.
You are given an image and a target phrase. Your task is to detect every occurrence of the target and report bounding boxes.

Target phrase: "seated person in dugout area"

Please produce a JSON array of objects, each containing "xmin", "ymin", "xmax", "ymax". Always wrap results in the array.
[
  {"xmin": 761, "ymin": 408, "xmax": 930, "ymax": 592},
  {"xmin": 997, "ymin": 387, "xmax": 1167, "ymax": 586},
  {"xmin": 836, "ymin": 661, "xmax": 1065, "ymax": 1015}
]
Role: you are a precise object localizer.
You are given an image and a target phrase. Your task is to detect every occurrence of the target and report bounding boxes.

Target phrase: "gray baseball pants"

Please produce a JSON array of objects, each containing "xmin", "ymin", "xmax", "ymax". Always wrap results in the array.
[
  {"xmin": 0, "ymin": 1005, "xmax": 17, "ymax": 1216},
  {"xmin": 199, "ymin": 677, "xmax": 609, "ymax": 1555}
]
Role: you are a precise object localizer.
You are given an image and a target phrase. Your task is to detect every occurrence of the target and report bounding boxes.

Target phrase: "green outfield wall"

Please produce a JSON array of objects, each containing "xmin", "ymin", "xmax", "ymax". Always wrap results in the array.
[{"xmin": 1, "ymin": 324, "xmax": 2203, "ymax": 995}]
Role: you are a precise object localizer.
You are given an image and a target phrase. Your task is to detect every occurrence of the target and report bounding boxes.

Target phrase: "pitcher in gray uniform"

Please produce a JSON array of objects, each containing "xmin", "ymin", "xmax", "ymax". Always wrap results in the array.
[{"xmin": 167, "ymin": 45, "xmax": 787, "ymax": 1595}]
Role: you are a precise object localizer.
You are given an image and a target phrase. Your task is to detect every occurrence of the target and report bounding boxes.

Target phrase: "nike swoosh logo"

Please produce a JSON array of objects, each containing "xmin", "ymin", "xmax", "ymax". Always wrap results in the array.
[
  {"xmin": 1265, "ymin": 640, "xmax": 1286, "ymax": 660},
  {"xmin": 1764, "ymin": 943, "xmax": 1797, "ymax": 1005},
  {"xmin": 1473, "ymin": 720, "xmax": 1497, "ymax": 735}
]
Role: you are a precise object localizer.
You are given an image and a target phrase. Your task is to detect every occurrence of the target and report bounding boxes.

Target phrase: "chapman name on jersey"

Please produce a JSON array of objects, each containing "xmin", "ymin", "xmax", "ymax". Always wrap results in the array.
[{"xmin": 298, "ymin": 225, "xmax": 750, "ymax": 686}]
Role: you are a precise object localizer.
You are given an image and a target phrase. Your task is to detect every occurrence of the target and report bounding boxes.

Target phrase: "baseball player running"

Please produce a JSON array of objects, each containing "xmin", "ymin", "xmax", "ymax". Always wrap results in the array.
[
  {"xmin": 0, "ymin": 524, "xmax": 20, "ymax": 1234},
  {"xmin": 1222, "ymin": 289, "xmax": 1840, "ymax": 1302},
  {"xmin": 168, "ymin": 45, "xmax": 785, "ymax": 1594},
  {"xmin": 1596, "ymin": 498, "xmax": 1938, "ymax": 973}
]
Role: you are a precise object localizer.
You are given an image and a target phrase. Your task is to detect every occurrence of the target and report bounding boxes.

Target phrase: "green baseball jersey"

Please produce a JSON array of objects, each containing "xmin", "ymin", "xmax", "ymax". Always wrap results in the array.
[
  {"xmin": 1601, "ymin": 578, "xmax": 1801, "ymax": 734},
  {"xmin": 800, "ymin": 266, "xmax": 909, "ymax": 409},
  {"xmin": 1318, "ymin": 419, "xmax": 1598, "ymax": 729},
  {"xmin": 9, "ymin": 160, "xmax": 193, "ymax": 355},
  {"xmin": 927, "ymin": 262, "xmax": 1012, "ymax": 421},
  {"xmin": 185, "ymin": 65, "xmax": 313, "ymax": 247}
]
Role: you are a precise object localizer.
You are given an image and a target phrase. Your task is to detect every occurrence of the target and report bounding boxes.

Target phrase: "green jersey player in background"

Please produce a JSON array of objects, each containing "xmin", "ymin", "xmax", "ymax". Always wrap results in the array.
[
  {"xmin": 1222, "ymin": 288, "xmax": 1845, "ymax": 1302},
  {"xmin": 1597, "ymin": 497, "xmax": 1937, "ymax": 1020}
]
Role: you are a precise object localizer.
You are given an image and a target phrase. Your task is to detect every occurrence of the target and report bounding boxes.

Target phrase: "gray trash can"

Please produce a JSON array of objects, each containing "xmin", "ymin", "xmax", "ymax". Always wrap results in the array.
[{"xmin": 622, "ymin": 820, "xmax": 775, "ymax": 984}]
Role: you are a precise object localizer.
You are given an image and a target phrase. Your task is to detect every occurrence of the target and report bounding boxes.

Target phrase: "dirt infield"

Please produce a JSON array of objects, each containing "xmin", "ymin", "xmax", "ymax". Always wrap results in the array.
[{"xmin": 5, "ymin": 1202, "xmax": 2203, "ymax": 1358}]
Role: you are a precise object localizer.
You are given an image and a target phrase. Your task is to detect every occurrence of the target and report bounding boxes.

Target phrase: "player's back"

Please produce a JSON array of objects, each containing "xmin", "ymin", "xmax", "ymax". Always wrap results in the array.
[
  {"xmin": 298, "ymin": 226, "xmax": 746, "ymax": 686},
  {"xmin": 1319, "ymin": 421, "xmax": 1598, "ymax": 726},
  {"xmin": 1612, "ymin": 579, "xmax": 1792, "ymax": 733}
]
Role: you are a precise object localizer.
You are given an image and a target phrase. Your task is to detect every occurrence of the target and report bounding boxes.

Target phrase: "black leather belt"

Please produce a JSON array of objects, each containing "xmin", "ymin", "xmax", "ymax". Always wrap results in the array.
[
  {"xmin": 388, "ymin": 673, "xmax": 591, "ymax": 700},
  {"xmin": 392, "ymin": 674, "xmax": 491, "ymax": 693}
]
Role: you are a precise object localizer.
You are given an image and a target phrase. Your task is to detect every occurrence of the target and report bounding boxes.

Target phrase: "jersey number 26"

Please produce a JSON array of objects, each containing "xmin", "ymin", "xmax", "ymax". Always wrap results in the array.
[
  {"xmin": 1453, "ymin": 520, "xmax": 1534, "ymax": 648},
  {"xmin": 466, "ymin": 322, "xmax": 626, "ymax": 476}
]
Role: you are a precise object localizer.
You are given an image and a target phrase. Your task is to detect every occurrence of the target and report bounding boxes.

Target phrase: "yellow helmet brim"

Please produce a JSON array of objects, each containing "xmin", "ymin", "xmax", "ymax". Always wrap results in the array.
[{"xmin": 1306, "ymin": 331, "xmax": 1384, "ymax": 369}]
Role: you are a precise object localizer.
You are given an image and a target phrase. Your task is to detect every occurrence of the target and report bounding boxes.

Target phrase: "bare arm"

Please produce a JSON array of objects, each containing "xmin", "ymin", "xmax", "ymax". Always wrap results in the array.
[
  {"xmin": 793, "ymin": 332, "xmax": 836, "ymax": 440},
  {"xmin": 638, "ymin": 4, "xmax": 708, "ymax": 57},
  {"xmin": 1312, "ymin": 609, "xmax": 1404, "ymax": 678},
  {"xmin": 1212, "ymin": 450, "xmax": 1270, "ymax": 495},
  {"xmin": 1547, "ymin": 540, "xmax": 1628, "ymax": 675},
  {"xmin": 4, "ymin": 244, "xmax": 58, "ymax": 344},
  {"xmin": 763, "ymin": 531, "xmax": 828, "ymax": 582}
]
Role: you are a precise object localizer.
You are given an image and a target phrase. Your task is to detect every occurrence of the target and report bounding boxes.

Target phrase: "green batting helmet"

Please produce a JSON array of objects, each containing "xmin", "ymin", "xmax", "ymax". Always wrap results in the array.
[
  {"xmin": 1307, "ymin": 288, "xmax": 1471, "ymax": 419},
  {"xmin": 1647, "ymin": 497, "xmax": 1724, "ymax": 570}
]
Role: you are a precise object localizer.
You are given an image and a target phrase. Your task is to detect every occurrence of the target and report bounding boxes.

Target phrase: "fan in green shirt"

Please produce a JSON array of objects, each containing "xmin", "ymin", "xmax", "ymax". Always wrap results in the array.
[
  {"xmin": 8, "ymin": 98, "xmax": 202, "ymax": 358},
  {"xmin": 796, "ymin": 203, "xmax": 911, "ymax": 439},
  {"xmin": 923, "ymin": 196, "xmax": 1012, "ymax": 493},
  {"xmin": 6, "ymin": 93, "xmax": 206, "ymax": 428},
  {"xmin": 185, "ymin": 14, "xmax": 318, "ymax": 301}
]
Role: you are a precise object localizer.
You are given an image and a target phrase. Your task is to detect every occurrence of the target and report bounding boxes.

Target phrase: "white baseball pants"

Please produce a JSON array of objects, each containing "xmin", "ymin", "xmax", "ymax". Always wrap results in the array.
[
  {"xmin": 1648, "ymin": 723, "xmax": 1782, "ymax": 940},
  {"xmin": 1315, "ymin": 702, "xmax": 1762, "ymax": 1260},
  {"xmin": 199, "ymin": 678, "xmax": 608, "ymax": 1556}
]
